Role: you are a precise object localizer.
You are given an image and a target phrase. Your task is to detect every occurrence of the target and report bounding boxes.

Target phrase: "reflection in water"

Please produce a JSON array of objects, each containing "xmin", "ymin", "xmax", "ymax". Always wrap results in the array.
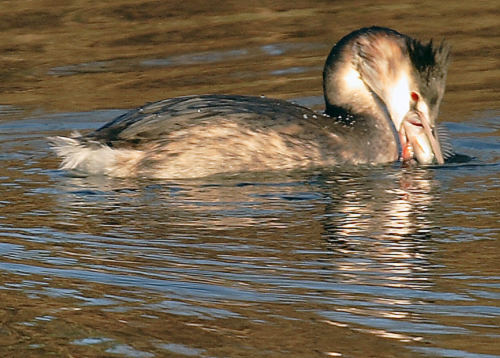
[
  {"xmin": 317, "ymin": 170, "xmax": 438, "ymax": 341},
  {"xmin": 43, "ymin": 166, "xmax": 462, "ymax": 346},
  {"xmin": 324, "ymin": 168, "xmax": 435, "ymax": 271}
]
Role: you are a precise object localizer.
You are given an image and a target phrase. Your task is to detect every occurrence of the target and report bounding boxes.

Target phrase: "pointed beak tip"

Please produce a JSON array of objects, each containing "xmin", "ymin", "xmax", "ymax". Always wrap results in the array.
[{"xmin": 420, "ymin": 117, "xmax": 444, "ymax": 165}]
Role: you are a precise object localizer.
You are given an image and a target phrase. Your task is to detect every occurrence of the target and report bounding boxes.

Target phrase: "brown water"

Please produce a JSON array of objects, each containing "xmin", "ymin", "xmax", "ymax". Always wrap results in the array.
[{"xmin": 1, "ymin": 1, "xmax": 499, "ymax": 357}]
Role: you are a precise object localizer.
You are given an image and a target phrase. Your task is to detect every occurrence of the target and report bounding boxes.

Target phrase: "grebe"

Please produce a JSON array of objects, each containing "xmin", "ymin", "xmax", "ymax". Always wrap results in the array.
[{"xmin": 50, "ymin": 26, "xmax": 450, "ymax": 179}]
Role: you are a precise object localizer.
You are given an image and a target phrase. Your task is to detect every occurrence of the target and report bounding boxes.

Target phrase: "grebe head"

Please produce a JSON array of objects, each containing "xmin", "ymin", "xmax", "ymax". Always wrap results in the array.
[{"xmin": 323, "ymin": 27, "xmax": 450, "ymax": 164}]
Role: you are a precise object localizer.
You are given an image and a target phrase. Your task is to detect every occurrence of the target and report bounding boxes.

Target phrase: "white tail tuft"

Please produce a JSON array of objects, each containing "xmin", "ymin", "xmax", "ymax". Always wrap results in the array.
[{"xmin": 48, "ymin": 135, "xmax": 119, "ymax": 175}]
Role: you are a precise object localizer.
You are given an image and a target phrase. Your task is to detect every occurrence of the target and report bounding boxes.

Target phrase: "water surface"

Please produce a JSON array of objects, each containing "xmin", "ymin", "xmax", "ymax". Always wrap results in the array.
[{"xmin": 0, "ymin": 1, "xmax": 499, "ymax": 357}]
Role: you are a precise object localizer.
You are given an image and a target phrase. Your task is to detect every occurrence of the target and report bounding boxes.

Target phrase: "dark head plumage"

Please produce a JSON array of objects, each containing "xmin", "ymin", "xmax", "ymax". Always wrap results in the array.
[{"xmin": 406, "ymin": 38, "xmax": 450, "ymax": 108}]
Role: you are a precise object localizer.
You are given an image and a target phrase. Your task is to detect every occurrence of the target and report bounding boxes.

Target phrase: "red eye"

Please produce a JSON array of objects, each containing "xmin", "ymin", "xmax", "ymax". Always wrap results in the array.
[{"xmin": 411, "ymin": 92, "xmax": 419, "ymax": 102}]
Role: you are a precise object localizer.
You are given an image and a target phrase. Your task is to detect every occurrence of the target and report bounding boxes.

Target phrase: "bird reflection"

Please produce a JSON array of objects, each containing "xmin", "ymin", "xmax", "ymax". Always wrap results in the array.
[
  {"xmin": 50, "ymin": 167, "xmax": 458, "ymax": 346},
  {"xmin": 321, "ymin": 167, "xmax": 438, "ymax": 288},
  {"xmin": 318, "ymin": 167, "xmax": 441, "ymax": 343},
  {"xmin": 324, "ymin": 167, "xmax": 435, "ymax": 237}
]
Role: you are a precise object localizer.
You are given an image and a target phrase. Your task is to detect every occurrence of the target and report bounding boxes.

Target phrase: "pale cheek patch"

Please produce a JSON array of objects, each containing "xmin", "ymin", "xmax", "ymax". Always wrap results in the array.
[
  {"xmin": 386, "ymin": 74, "xmax": 410, "ymax": 130},
  {"xmin": 342, "ymin": 67, "xmax": 365, "ymax": 93}
]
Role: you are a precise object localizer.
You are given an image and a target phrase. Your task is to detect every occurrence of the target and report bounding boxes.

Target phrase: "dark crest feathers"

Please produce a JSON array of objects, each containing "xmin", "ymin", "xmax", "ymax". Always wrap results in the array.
[{"xmin": 407, "ymin": 38, "xmax": 450, "ymax": 84}]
